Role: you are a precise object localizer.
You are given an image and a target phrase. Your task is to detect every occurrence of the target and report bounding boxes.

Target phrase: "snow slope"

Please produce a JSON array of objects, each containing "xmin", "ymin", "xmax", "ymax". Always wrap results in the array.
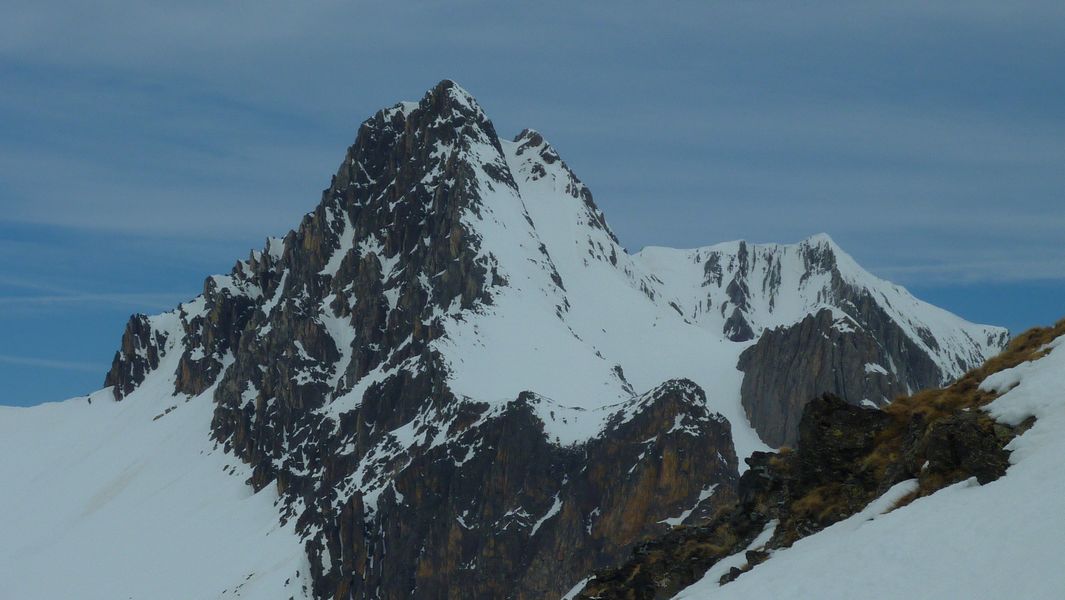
[
  {"xmin": 433, "ymin": 129, "xmax": 770, "ymax": 457},
  {"xmin": 0, "ymin": 354, "xmax": 310, "ymax": 599},
  {"xmin": 674, "ymin": 333, "xmax": 1065, "ymax": 600}
]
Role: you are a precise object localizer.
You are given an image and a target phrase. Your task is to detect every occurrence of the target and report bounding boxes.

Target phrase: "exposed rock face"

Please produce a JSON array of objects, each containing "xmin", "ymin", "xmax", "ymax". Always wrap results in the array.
[
  {"xmin": 208, "ymin": 79, "xmax": 516, "ymax": 497},
  {"xmin": 318, "ymin": 380, "xmax": 737, "ymax": 600},
  {"xmin": 738, "ymin": 306, "xmax": 941, "ymax": 447},
  {"xmin": 920, "ymin": 410, "xmax": 1012, "ymax": 486},
  {"xmin": 100, "ymin": 80, "xmax": 1009, "ymax": 599},
  {"xmin": 104, "ymin": 314, "xmax": 166, "ymax": 398}
]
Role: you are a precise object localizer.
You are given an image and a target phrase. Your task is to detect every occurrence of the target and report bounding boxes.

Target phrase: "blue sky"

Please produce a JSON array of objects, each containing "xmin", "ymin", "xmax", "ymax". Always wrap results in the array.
[{"xmin": 2, "ymin": 1, "xmax": 1064, "ymax": 406}]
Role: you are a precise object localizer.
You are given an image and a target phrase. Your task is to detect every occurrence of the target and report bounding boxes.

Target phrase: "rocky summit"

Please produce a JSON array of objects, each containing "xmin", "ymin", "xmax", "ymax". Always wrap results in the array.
[{"xmin": 4, "ymin": 81, "xmax": 1010, "ymax": 600}]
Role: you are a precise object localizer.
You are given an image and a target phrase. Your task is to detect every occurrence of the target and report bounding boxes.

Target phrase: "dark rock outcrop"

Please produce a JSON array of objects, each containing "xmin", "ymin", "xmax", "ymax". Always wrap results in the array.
[
  {"xmin": 104, "ymin": 314, "xmax": 166, "ymax": 399},
  {"xmin": 919, "ymin": 410, "xmax": 1013, "ymax": 486},
  {"xmin": 313, "ymin": 380, "xmax": 738, "ymax": 600}
]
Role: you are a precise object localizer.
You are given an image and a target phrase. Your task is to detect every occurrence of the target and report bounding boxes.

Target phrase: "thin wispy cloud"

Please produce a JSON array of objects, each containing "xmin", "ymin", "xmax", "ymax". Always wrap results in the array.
[
  {"xmin": 0, "ymin": 293, "xmax": 187, "ymax": 310},
  {"xmin": 0, "ymin": 276, "xmax": 189, "ymax": 311},
  {"xmin": 0, "ymin": 354, "xmax": 106, "ymax": 373},
  {"xmin": 872, "ymin": 258, "xmax": 1065, "ymax": 285}
]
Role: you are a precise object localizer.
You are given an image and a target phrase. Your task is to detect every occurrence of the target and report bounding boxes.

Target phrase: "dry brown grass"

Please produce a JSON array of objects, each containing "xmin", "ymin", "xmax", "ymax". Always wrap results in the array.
[
  {"xmin": 691, "ymin": 528, "xmax": 739, "ymax": 559},
  {"xmin": 768, "ymin": 447, "xmax": 793, "ymax": 469},
  {"xmin": 790, "ymin": 483, "xmax": 850, "ymax": 522},
  {"xmin": 890, "ymin": 318, "xmax": 1065, "ymax": 420}
]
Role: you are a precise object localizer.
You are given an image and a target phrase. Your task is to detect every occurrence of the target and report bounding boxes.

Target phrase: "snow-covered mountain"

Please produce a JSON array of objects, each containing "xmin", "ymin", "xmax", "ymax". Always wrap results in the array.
[{"xmin": 2, "ymin": 81, "xmax": 1010, "ymax": 600}]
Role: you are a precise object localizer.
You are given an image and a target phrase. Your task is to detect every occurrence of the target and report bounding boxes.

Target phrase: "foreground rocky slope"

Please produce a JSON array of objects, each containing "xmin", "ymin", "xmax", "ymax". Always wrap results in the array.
[
  {"xmin": 577, "ymin": 319, "xmax": 1064, "ymax": 600},
  {"xmin": 5, "ymin": 80, "xmax": 1007, "ymax": 600}
]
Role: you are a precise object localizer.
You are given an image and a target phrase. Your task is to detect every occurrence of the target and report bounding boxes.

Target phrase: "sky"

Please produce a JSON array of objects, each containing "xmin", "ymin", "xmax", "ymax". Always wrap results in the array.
[{"xmin": 2, "ymin": 1, "xmax": 1063, "ymax": 406}]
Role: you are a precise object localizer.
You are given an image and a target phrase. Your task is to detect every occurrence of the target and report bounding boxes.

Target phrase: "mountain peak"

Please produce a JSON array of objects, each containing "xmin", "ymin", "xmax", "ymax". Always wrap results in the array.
[
  {"xmin": 801, "ymin": 231, "xmax": 837, "ymax": 248},
  {"xmin": 505, "ymin": 127, "xmax": 619, "ymax": 245},
  {"xmin": 511, "ymin": 128, "xmax": 563, "ymax": 167},
  {"xmin": 354, "ymin": 80, "xmax": 501, "ymax": 178},
  {"xmin": 797, "ymin": 231, "xmax": 849, "ymax": 263},
  {"xmin": 513, "ymin": 127, "xmax": 545, "ymax": 146},
  {"xmin": 430, "ymin": 78, "xmax": 474, "ymax": 100},
  {"xmin": 422, "ymin": 78, "xmax": 487, "ymax": 120}
]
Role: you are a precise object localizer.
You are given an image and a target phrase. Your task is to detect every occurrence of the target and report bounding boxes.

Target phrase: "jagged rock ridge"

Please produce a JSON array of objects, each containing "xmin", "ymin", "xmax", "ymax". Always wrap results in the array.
[{"xmin": 99, "ymin": 80, "xmax": 1008, "ymax": 599}]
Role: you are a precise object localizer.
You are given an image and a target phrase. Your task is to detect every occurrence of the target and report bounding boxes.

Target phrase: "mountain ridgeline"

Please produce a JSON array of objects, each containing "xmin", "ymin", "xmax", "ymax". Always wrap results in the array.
[{"xmin": 101, "ymin": 80, "xmax": 1007, "ymax": 599}]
